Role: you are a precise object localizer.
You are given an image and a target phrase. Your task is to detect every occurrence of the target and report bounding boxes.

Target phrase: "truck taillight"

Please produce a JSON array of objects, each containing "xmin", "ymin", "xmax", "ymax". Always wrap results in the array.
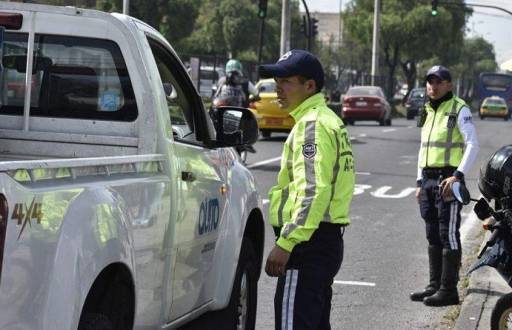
[
  {"xmin": 0, "ymin": 194, "xmax": 8, "ymax": 282},
  {"xmin": 0, "ymin": 13, "xmax": 23, "ymax": 30}
]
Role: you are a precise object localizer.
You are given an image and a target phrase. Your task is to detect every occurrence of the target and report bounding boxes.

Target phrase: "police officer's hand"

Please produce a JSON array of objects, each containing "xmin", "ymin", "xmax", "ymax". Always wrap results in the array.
[
  {"xmin": 265, "ymin": 245, "xmax": 290, "ymax": 277},
  {"xmin": 415, "ymin": 187, "xmax": 421, "ymax": 202},
  {"xmin": 440, "ymin": 176, "xmax": 458, "ymax": 200}
]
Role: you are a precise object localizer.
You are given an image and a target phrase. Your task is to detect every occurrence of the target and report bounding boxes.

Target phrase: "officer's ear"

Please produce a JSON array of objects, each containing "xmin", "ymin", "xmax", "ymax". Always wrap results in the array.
[{"xmin": 304, "ymin": 79, "xmax": 317, "ymax": 94}]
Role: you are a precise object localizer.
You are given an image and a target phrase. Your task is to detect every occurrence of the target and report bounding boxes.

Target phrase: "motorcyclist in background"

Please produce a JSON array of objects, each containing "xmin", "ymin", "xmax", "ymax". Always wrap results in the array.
[
  {"xmin": 213, "ymin": 59, "xmax": 258, "ymax": 108},
  {"xmin": 212, "ymin": 59, "xmax": 258, "ymax": 159}
]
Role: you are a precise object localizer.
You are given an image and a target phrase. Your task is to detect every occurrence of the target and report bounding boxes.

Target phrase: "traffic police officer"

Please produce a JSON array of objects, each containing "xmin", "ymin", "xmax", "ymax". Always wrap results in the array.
[
  {"xmin": 260, "ymin": 49, "xmax": 355, "ymax": 329},
  {"xmin": 411, "ymin": 65, "xmax": 479, "ymax": 306}
]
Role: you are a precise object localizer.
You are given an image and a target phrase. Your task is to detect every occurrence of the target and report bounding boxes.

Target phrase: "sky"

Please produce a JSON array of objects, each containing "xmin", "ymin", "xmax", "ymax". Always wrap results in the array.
[{"xmin": 300, "ymin": 0, "xmax": 512, "ymax": 66}]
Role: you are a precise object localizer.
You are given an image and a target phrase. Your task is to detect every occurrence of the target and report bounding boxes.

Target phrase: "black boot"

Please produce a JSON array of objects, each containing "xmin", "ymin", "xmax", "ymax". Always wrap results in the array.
[
  {"xmin": 423, "ymin": 249, "xmax": 461, "ymax": 306},
  {"xmin": 410, "ymin": 245, "xmax": 442, "ymax": 302}
]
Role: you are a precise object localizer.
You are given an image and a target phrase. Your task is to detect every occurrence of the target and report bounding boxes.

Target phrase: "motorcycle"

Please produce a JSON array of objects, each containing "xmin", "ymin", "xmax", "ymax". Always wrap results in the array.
[
  {"xmin": 452, "ymin": 181, "xmax": 512, "ymax": 329},
  {"xmin": 211, "ymin": 94, "xmax": 257, "ymax": 164}
]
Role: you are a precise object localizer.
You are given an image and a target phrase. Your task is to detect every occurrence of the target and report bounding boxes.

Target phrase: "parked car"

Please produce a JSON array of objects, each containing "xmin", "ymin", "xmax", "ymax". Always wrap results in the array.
[
  {"xmin": 342, "ymin": 85, "xmax": 392, "ymax": 126},
  {"xmin": 404, "ymin": 87, "xmax": 426, "ymax": 120},
  {"xmin": 248, "ymin": 78, "xmax": 295, "ymax": 138},
  {"xmin": 480, "ymin": 96, "xmax": 510, "ymax": 120}
]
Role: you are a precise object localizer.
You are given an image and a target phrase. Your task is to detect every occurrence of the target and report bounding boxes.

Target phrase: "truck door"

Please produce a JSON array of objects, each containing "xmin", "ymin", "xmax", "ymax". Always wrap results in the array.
[{"xmin": 145, "ymin": 37, "xmax": 229, "ymax": 321}]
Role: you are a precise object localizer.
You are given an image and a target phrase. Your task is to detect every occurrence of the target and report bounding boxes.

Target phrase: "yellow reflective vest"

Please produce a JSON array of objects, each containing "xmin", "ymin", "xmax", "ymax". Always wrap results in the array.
[
  {"xmin": 268, "ymin": 93, "xmax": 355, "ymax": 252},
  {"xmin": 419, "ymin": 96, "xmax": 466, "ymax": 168}
]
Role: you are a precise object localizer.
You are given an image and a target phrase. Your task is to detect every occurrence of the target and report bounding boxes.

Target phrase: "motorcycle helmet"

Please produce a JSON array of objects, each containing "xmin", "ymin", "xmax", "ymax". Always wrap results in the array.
[
  {"xmin": 225, "ymin": 59, "xmax": 243, "ymax": 75},
  {"xmin": 478, "ymin": 145, "xmax": 512, "ymax": 200}
]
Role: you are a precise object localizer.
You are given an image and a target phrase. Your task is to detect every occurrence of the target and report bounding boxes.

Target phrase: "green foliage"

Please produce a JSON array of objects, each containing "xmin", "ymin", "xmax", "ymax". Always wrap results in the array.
[{"xmin": 343, "ymin": 0, "xmax": 473, "ymax": 97}]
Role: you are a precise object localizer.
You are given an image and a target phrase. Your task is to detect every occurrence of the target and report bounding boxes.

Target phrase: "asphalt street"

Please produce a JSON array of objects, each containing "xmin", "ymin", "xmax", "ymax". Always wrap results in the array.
[{"xmin": 246, "ymin": 116, "xmax": 510, "ymax": 330}]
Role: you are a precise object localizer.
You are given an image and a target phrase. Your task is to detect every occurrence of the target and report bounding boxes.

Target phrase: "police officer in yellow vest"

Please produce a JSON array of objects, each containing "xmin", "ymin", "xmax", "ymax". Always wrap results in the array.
[
  {"xmin": 259, "ymin": 50, "xmax": 355, "ymax": 329},
  {"xmin": 410, "ymin": 65, "xmax": 479, "ymax": 306}
]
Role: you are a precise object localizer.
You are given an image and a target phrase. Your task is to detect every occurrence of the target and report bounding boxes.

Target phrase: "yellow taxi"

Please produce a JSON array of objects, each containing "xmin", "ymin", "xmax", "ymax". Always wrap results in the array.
[
  {"xmin": 249, "ymin": 78, "xmax": 294, "ymax": 138},
  {"xmin": 480, "ymin": 96, "xmax": 510, "ymax": 121}
]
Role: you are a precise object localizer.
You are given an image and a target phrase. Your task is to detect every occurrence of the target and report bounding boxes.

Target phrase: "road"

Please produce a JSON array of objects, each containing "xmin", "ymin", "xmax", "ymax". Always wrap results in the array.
[{"xmin": 246, "ymin": 116, "xmax": 509, "ymax": 329}]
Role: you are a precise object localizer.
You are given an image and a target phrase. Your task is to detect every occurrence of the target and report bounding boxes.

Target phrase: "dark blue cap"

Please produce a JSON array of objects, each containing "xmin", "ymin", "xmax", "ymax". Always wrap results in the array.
[
  {"xmin": 426, "ymin": 65, "xmax": 452, "ymax": 82},
  {"xmin": 259, "ymin": 49, "xmax": 324, "ymax": 90}
]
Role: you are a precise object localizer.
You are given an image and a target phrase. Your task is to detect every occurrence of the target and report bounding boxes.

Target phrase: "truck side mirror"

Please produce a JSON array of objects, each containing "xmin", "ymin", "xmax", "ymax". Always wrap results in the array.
[{"xmin": 214, "ymin": 107, "xmax": 258, "ymax": 146}]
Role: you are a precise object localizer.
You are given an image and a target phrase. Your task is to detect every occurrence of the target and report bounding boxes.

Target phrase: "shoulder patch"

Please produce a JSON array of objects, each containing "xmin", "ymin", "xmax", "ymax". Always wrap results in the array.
[{"xmin": 302, "ymin": 143, "xmax": 317, "ymax": 159}]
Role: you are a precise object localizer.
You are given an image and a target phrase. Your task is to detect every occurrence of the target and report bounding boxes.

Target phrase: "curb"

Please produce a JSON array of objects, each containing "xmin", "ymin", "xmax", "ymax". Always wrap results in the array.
[{"xmin": 455, "ymin": 219, "xmax": 511, "ymax": 329}]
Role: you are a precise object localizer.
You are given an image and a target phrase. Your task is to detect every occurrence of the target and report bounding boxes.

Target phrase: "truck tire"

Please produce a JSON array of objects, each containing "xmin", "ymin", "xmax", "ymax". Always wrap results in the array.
[
  {"xmin": 222, "ymin": 240, "xmax": 258, "ymax": 330},
  {"xmin": 78, "ymin": 313, "xmax": 113, "ymax": 330}
]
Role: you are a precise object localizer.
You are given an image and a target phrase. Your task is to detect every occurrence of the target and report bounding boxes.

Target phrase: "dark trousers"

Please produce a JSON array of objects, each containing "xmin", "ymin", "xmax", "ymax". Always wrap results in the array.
[
  {"xmin": 419, "ymin": 169, "xmax": 463, "ymax": 250},
  {"xmin": 274, "ymin": 223, "xmax": 344, "ymax": 330}
]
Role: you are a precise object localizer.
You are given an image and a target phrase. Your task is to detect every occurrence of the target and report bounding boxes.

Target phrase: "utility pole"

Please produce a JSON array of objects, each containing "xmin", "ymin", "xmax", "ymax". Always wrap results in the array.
[
  {"xmin": 371, "ymin": 0, "xmax": 380, "ymax": 86},
  {"xmin": 123, "ymin": 0, "xmax": 129, "ymax": 15},
  {"xmin": 280, "ymin": 0, "xmax": 291, "ymax": 55}
]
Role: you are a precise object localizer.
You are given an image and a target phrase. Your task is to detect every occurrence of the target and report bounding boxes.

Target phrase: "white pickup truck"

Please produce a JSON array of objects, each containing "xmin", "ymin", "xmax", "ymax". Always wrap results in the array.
[{"xmin": 0, "ymin": 3, "xmax": 265, "ymax": 330}]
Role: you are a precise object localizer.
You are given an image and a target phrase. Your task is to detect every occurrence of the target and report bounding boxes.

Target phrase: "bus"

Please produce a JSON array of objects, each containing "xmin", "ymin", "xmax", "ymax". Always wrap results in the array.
[{"xmin": 476, "ymin": 72, "xmax": 512, "ymax": 112}]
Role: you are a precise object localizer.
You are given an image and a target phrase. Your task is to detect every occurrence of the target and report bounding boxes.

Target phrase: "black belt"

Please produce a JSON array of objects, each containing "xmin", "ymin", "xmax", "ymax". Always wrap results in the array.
[
  {"xmin": 273, "ymin": 222, "xmax": 345, "ymax": 238},
  {"xmin": 422, "ymin": 167, "xmax": 457, "ymax": 179}
]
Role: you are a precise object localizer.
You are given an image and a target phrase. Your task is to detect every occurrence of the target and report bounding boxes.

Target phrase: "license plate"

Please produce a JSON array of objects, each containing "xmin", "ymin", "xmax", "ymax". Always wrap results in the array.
[
  {"xmin": 266, "ymin": 118, "xmax": 283, "ymax": 126},
  {"xmin": 356, "ymin": 101, "xmax": 367, "ymax": 107}
]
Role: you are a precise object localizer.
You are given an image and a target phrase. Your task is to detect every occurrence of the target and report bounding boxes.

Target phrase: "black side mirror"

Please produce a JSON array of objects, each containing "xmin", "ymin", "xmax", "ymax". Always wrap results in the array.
[
  {"xmin": 215, "ymin": 107, "xmax": 258, "ymax": 146},
  {"xmin": 249, "ymin": 94, "xmax": 261, "ymax": 102},
  {"xmin": 452, "ymin": 181, "xmax": 471, "ymax": 205},
  {"xmin": 474, "ymin": 198, "xmax": 492, "ymax": 220}
]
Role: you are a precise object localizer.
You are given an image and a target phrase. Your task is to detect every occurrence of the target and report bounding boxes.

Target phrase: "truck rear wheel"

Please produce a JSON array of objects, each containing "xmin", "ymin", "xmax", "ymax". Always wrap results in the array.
[{"xmin": 223, "ymin": 240, "xmax": 258, "ymax": 330}]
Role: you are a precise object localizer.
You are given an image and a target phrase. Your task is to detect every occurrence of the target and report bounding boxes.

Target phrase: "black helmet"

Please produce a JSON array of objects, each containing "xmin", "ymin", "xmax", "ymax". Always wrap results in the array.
[{"xmin": 478, "ymin": 145, "xmax": 512, "ymax": 200}]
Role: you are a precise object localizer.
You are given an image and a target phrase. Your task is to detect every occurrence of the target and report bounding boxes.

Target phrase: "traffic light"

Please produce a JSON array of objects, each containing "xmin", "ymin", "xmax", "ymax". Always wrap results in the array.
[
  {"xmin": 258, "ymin": 0, "xmax": 268, "ymax": 19},
  {"xmin": 431, "ymin": 0, "xmax": 438, "ymax": 16},
  {"xmin": 311, "ymin": 17, "xmax": 319, "ymax": 37}
]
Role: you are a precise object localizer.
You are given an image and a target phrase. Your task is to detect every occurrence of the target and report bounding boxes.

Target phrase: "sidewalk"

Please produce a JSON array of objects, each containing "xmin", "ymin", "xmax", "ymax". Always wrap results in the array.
[{"xmin": 455, "ymin": 214, "xmax": 512, "ymax": 329}]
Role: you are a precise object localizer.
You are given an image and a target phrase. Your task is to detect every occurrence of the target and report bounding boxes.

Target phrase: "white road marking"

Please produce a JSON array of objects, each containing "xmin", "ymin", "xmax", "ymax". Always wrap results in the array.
[
  {"xmin": 356, "ymin": 172, "xmax": 371, "ymax": 176},
  {"xmin": 359, "ymin": 133, "xmax": 367, "ymax": 137},
  {"xmin": 334, "ymin": 280, "xmax": 376, "ymax": 287},
  {"xmin": 371, "ymin": 186, "xmax": 417, "ymax": 199},
  {"xmin": 354, "ymin": 184, "xmax": 372, "ymax": 196},
  {"xmin": 246, "ymin": 156, "xmax": 281, "ymax": 169},
  {"xmin": 262, "ymin": 199, "xmax": 269, "ymax": 205},
  {"xmin": 382, "ymin": 128, "xmax": 396, "ymax": 133}
]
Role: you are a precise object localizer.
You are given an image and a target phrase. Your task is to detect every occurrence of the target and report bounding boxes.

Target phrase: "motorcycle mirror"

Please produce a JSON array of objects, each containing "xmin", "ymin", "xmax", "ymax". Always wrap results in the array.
[
  {"xmin": 452, "ymin": 181, "xmax": 471, "ymax": 205},
  {"xmin": 474, "ymin": 198, "xmax": 492, "ymax": 220}
]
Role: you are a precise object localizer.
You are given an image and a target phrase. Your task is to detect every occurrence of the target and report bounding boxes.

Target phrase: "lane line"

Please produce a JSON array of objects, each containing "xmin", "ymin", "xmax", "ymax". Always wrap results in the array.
[
  {"xmin": 247, "ymin": 156, "xmax": 281, "ymax": 169},
  {"xmin": 356, "ymin": 172, "xmax": 371, "ymax": 175},
  {"xmin": 334, "ymin": 280, "xmax": 376, "ymax": 287},
  {"xmin": 382, "ymin": 128, "xmax": 396, "ymax": 133},
  {"xmin": 262, "ymin": 199, "xmax": 269, "ymax": 205}
]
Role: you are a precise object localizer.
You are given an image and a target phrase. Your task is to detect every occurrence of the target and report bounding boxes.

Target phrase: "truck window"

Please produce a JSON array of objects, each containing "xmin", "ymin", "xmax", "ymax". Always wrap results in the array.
[
  {"xmin": 147, "ymin": 38, "xmax": 197, "ymax": 143},
  {"xmin": 0, "ymin": 33, "xmax": 137, "ymax": 122}
]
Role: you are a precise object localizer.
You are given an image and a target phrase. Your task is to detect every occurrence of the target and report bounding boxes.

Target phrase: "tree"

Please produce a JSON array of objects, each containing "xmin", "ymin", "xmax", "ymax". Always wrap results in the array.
[
  {"xmin": 343, "ymin": 0, "xmax": 470, "ymax": 98},
  {"xmin": 453, "ymin": 37, "xmax": 497, "ymax": 100}
]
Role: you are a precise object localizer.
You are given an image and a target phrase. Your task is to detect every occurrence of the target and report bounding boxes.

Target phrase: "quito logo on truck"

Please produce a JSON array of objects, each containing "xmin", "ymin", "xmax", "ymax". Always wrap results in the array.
[{"xmin": 198, "ymin": 198, "xmax": 220, "ymax": 235}]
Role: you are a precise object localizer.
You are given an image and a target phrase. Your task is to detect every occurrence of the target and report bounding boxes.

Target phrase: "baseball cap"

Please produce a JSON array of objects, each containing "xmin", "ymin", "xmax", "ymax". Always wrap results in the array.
[
  {"xmin": 259, "ymin": 49, "xmax": 324, "ymax": 90},
  {"xmin": 425, "ymin": 65, "xmax": 452, "ymax": 82}
]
